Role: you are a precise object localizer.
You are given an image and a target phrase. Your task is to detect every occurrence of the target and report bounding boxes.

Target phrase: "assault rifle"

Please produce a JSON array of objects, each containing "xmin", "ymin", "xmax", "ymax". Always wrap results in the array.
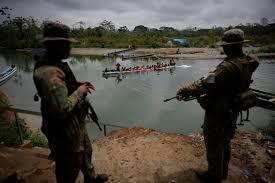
[
  {"xmin": 163, "ymin": 88, "xmax": 275, "ymax": 111},
  {"xmin": 163, "ymin": 96, "xmax": 199, "ymax": 102},
  {"xmin": 87, "ymin": 102, "xmax": 103, "ymax": 131},
  {"xmin": 164, "ymin": 88, "xmax": 275, "ymax": 126}
]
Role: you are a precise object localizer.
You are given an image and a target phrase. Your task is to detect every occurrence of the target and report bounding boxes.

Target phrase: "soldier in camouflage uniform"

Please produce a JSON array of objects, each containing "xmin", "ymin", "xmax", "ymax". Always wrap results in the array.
[
  {"xmin": 176, "ymin": 29, "xmax": 259, "ymax": 183},
  {"xmin": 33, "ymin": 22, "xmax": 108, "ymax": 183}
]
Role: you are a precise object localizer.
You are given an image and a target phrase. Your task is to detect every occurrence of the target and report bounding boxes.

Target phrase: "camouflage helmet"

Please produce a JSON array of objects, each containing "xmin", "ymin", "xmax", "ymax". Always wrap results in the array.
[
  {"xmin": 42, "ymin": 22, "xmax": 76, "ymax": 42},
  {"xmin": 218, "ymin": 29, "xmax": 249, "ymax": 46}
]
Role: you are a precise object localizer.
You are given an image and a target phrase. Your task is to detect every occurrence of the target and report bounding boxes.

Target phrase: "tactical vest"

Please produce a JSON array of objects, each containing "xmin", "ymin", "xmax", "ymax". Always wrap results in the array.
[
  {"xmin": 198, "ymin": 55, "xmax": 259, "ymax": 112},
  {"xmin": 226, "ymin": 55, "xmax": 259, "ymax": 111},
  {"xmin": 226, "ymin": 55, "xmax": 259, "ymax": 93}
]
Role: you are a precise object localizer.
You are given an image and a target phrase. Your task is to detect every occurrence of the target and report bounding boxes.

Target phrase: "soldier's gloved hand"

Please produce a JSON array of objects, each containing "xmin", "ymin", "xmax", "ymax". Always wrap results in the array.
[
  {"xmin": 176, "ymin": 88, "xmax": 189, "ymax": 101},
  {"xmin": 78, "ymin": 84, "xmax": 93, "ymax": 96}
]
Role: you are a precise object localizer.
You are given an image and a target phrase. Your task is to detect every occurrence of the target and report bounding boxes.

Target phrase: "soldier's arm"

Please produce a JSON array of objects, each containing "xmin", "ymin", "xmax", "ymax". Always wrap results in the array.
[
  {"xmin": 41, "ymin": 66, "xmax": 85, "ymax": 117},
  {"xmin": 177, "ymin": 62, "xmax": 240, "ymax": 97},
  {"xmin": 177, "ymin": 77, "xmax": 206, "ymax": 98}
]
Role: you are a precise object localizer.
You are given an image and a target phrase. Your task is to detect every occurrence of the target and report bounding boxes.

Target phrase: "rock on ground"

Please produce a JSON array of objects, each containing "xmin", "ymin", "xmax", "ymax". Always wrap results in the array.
[{"xmin": 0, "ymin": 91, "xmax": 16, "ymax": 122}]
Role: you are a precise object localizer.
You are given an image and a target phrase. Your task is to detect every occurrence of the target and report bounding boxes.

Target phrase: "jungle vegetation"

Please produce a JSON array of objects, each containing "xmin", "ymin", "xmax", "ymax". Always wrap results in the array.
[{"xmin": 1, "ymin": 7, "xmax": 275, "ymax": 49}]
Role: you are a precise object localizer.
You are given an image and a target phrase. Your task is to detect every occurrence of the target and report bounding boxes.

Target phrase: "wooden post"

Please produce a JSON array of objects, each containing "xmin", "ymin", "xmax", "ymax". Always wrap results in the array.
[
  {"xmin": 104, "ymin": 124, "xmax": 107, "ymax": 136},
  {"xmin": 14, "ymin": 112, "xmax": 23, "ymax": 145}
]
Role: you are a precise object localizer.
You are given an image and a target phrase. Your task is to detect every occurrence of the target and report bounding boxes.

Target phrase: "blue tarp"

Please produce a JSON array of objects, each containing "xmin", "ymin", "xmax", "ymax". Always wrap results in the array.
[{"xmin": 173, "ymin": 38, "xmax": 188, "ymax": 44}]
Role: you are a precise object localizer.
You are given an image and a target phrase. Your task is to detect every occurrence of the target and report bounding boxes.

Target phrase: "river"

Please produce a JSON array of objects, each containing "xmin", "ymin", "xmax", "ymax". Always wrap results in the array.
[{"xmin": 1, "ymin": 50, "xmax": 275, "ymax": 138}]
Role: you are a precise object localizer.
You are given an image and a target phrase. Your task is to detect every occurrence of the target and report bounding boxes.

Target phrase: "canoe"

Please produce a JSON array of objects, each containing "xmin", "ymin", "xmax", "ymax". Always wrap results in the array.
[
  {"xmin": 102, "ymin": 65, "xmax": 176, "ymax": 76},
  {"xmin": 0, "ymin": 65, "xmax": 17, "ymax": 86}
]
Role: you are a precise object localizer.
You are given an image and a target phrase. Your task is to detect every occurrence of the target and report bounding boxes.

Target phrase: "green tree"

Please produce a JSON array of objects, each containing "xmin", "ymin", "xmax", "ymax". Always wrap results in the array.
[
  {"xmin": 260, "ymin": 17, "xmax": 269, "ymax": 26},
  {"xmin": 118, "ymin": 26, "xmax": 129, "ymax": 32},
  {"xmin": 133, "ymin": 25, "xmax": 149, "ymax": 32},
  {"xmin": 100, "ymin": 20, "xmax": 115, "ymax": 31}
]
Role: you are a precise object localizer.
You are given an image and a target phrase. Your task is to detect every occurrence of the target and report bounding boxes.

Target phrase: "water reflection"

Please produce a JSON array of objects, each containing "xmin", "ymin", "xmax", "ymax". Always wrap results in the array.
[
  {"xmin": 12, "ymin": 74, "xmax": 23, "ymax": 87},
  {"xmin": 70, "ymin": 54, "xmax": 116, "ymax": 65},
  {"xmin": 0, "ymin": 49, "xmax": 35, "ymax": 73}
]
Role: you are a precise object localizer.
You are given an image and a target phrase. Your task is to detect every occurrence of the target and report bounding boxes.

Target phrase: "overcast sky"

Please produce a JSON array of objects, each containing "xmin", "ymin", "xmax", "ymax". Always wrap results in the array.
[{"xmin": 1, "ymin": 0, "xmax": 275, "ymax": 30}]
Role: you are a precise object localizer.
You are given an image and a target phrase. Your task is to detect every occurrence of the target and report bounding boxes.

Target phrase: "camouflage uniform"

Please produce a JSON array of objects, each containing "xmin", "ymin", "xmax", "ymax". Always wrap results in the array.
[
  {"xmin": 33, "ymin": 22, "xmax": 95, "ymax": 183},
  {"xmin": 177, "ymin": 29, "xmax": 259, "ymax": 181}
]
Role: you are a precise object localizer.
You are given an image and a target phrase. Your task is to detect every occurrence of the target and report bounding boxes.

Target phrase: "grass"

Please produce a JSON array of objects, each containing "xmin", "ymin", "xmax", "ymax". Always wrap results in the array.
[
  {"xmin": 29, "ymin": 130, "xmax": 48, "ymax": 148},
  {"xmin": 0, "ymin": 117, "xmax": 48, "ymax": 147}
]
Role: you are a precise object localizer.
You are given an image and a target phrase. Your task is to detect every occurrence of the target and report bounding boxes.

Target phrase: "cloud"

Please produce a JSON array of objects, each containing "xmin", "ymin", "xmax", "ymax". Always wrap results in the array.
[{"xmin": 1, "ymin": 0, "xmax": 275, "ymax": 29}]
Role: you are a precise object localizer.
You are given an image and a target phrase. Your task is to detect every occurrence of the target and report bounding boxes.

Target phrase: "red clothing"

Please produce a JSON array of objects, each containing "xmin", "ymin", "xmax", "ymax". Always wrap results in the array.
[{"xmin": 116, "ymin": 63, "xmax": 121, "ymax": 71}]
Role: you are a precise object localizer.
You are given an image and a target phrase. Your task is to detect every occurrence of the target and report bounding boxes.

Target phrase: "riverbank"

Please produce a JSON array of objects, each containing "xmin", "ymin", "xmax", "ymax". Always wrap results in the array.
[
  {"xmin": 13, "ymin": 47, "xmax": 275, "ymax": 60},
  {"xmin": 72, "ymin": 47, "xmax": 275, "ymax": 59},
  {"xmin": 0, "ymin": 127, "xmax": 274, "ymax": 183},
  {"xmin": 71, "ymin": 47, "xmax": 275, "ymax": 59},
  {"xmin": 128, "ymin": 48, "xmax": 275, "ymax": 60}
]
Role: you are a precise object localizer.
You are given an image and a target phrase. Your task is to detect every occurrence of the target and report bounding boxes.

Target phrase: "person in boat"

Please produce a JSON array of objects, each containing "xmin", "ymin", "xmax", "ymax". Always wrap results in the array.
[
  {"xmin": 33, "ymin": 22, "xmax": 108, "ymax": 183},
  {"xmin": 116, "ymin": 63, "xmax": 121, "ymax": 71},
  {"xmin": 176, "ymin": 29, "xmax": 259, "ymax": 183},
  {"xmin": 104, "ymin": 68, "xmax": 108, "ymax": 73},
  {"xmin": 176, "ymin": 47, "xmax": 180, "ymax": 54},
  {"xmin": 156, "ymin": 62, "xmax": 161, "ymax": 69},
  {"xmin": 169, "ymin": 58, "xmax": 176, "ymax": 66}
]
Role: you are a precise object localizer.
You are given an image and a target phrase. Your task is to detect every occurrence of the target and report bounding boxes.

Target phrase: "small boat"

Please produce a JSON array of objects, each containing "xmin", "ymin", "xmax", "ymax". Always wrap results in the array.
[
  {"xmin": 0, "ymin": 65, "xmax": 17, "ymax": 86},
  {"xmin": 102, "ymin": 65, "xmax": 176, "ymax": 76}
]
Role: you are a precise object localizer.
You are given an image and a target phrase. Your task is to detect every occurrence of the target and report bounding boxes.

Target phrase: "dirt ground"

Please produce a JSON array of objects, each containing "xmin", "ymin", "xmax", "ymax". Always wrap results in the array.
[
  {"xmin": 71, "ymin": 48, "xmax": 125, "ymax": 56},
  {"xmin": 0, "ymin": 127, "xmax": 274, "ymax": 183},
  {"xmin": 128, "ymin": 48, "xmax": 223, "ymax": 59}
]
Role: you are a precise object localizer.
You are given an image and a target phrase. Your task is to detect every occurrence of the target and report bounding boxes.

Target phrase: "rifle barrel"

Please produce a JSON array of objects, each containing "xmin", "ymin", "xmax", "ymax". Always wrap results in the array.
[
  {"xmin": 163, "ymin": 96, "xmax": 197, "ymax": 102},
  {"xmin": 163, "ymin": 96, "xmax": 177, "ymax": 102}
]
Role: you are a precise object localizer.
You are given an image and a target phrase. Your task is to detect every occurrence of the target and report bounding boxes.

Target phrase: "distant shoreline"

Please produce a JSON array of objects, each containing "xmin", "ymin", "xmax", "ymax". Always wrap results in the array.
[{"xmin": 6, "ymin": 47, "xmax": 275, "ymax": 60}]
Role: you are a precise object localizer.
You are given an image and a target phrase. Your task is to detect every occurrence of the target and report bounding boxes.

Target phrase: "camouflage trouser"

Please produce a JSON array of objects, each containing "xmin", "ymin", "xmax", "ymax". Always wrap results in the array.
[
  {"xmin": 55, "ymin": 148, "xmax": 95, "ymax": 183},
  {"xmin": 203, "ymin": 121, "xmax": 236, "ymax": 179},
  {"xmin": 55, "ymin": 130, "xmax": 95, "ymax": 183}
]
